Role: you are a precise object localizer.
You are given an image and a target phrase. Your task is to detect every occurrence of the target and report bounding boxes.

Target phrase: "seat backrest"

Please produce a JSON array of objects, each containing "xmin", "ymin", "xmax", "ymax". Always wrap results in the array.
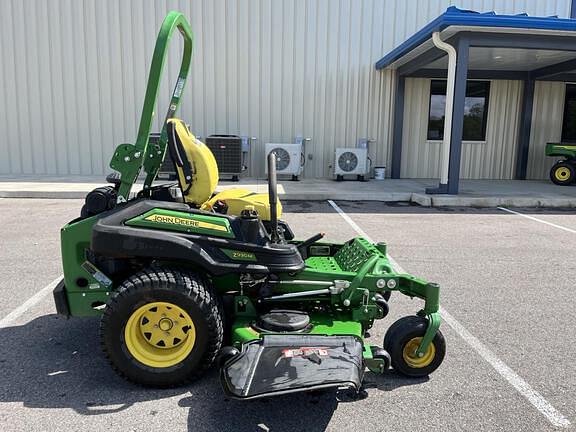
[{"xmin": 166, "ymin": 118, "xmax": 219, "ymax": 206}]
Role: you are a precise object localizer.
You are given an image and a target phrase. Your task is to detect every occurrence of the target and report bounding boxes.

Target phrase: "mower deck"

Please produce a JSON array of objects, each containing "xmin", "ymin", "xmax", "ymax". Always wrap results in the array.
[{"xmin": 220, "ymin": 334, "xmax": 364, "ymax": 400}]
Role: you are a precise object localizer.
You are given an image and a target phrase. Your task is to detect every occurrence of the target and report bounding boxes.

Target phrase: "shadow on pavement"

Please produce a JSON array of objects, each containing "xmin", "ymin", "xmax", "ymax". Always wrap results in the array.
[
  {"xmin": 180, "ymin": 387, "xmax": 339, "ymax": 432},
  {"xmin": 177, "ymin": 370, "xmax": 427, "ymax": 431},
  {"xmin": 363, "ymin": 370, "xmax": 429, "ymax": 392},
  {"xmin": 0, "ymin": 314, "xmax": 425, "ymax": 430},
  {"xmin": 0, "ymin": 315, "xmax": 186, "ymax": 415}
]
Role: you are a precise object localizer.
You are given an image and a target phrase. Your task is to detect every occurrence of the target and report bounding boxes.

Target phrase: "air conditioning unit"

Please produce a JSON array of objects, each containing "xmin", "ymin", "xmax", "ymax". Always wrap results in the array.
[
  {"xmin": 265, "ymin": 143, "xmax": 304, "ymax": 180},
  {"xmin": 334, "ymin": 148, "xmax": 370, "ymax": 181},
  {"xmin": 205, "ymin": 135, "xmax": 243, "ymax": 181}
]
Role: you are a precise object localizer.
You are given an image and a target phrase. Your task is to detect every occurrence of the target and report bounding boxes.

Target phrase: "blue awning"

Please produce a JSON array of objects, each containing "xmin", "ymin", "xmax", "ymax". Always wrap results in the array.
[{"xmin": 375, "ymin": 6, "xmax": 576, "ymax": 70}]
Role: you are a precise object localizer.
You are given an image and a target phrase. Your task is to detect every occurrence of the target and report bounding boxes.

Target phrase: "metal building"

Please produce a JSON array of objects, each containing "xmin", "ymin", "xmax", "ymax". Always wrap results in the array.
[
  {"xmin": 376, "ymin": 6, "xmax": 576, "ymax": 193},
  {"xmin": 0, "ymin": 0, "xmax": 572, "ymax": 179}
]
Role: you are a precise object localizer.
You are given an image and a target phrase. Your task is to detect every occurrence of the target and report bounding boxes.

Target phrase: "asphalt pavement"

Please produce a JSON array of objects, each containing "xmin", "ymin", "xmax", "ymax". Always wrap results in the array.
[{"xmin": 0, "ymin": 198, "xmax": 574, "ymax": 431}]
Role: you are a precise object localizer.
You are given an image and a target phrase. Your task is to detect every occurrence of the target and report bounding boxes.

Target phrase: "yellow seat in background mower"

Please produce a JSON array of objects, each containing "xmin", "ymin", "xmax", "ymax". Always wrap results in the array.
[{"xmin": 166, "ymin": 118, "xmax": 281, "ymax": 221}]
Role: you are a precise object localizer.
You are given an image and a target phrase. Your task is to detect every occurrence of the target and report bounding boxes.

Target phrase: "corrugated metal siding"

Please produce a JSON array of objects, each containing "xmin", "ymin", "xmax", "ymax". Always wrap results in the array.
[
  {"xmin": 0, "ymin": 0, "xmax": 570, "ymax": 177},
  {"xmin": 526, "ymin": 81, "xmax": 566, "ymax": 180},
  {"xmin": 400, "ymin": 79, "xmax": 439, "ymax": 177},
  {"xmin": 401, "ymin": 78, "xmax": 522, "ymax": 179}
]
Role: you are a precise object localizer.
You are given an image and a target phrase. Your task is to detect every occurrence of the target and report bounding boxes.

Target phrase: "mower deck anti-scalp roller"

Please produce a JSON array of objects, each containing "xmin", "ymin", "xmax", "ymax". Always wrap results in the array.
[{"xmin": 54, "ymin": 11, "xmax": 445, "ymax": 399}]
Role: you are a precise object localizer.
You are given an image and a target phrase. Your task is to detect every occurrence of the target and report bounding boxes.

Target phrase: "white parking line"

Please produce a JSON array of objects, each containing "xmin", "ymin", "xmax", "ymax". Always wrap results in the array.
[
  {"xmin": 0, "ymin": 276, "xmax": 61, "ymax": 328},
  {"xmin": 327, "ymin": 200, "xmax": 571, "ymax": 428},
  {"xmin": 498, "ymin": 207, "xmax": 576, "ymax": 234}
]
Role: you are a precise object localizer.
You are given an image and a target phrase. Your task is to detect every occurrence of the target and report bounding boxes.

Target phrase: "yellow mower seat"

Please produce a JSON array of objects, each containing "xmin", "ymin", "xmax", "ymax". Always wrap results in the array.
[
  {"xmin": 201, "ymin": 189, "xmax": 281, "ymax": 221},
  {"xmin": 166, "ymin": 119, "xmax": 281, "ymax": 221}
]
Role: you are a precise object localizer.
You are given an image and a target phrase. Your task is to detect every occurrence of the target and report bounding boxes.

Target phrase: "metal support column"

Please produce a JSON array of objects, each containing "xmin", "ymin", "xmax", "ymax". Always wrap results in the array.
[
  {"xmin": 515, "ymin": 79, "xmax": 535, "ymax": 180},
  {"xmin": 391, "ymin": 75, "xmax": 405, "ymax": 179},
  {"xmin": 426, "ymin": 36, "xmax": 469, "ymax": 195}
]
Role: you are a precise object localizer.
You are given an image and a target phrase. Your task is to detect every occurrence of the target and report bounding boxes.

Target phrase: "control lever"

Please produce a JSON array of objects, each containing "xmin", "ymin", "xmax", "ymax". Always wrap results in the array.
[
  {"xmin": 267, "ymin": 152, "xmax": 280, "ymax": 243},
  {"xmin": 297, "ymin": 232, "xmax": 326, "ymax": 259}
]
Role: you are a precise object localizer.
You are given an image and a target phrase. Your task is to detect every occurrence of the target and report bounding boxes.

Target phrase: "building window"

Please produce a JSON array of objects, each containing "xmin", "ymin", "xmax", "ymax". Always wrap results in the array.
[
  {"xmin": 561, "ymin": 84, "xmax": 576, "ymax": 142},
  {"xmin": 427, "ymin": 80, "xmax": 490, "ymax": 141}
]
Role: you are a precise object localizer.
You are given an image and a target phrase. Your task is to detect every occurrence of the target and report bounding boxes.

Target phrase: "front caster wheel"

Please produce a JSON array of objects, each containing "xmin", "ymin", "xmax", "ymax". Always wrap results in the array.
[
  {"xmin": 100, "ymin": 268, "xmax": 224, "ymax": 387},
  {"xmin": 384, "ymin": 316, "xmax": 445, "ymax": 377}
]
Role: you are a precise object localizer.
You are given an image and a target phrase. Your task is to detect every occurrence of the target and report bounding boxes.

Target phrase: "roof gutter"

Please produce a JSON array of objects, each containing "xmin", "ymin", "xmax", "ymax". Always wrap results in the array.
[{"xmin": 375, "ymin": 7, "xmax": 576, "ymax": 70}]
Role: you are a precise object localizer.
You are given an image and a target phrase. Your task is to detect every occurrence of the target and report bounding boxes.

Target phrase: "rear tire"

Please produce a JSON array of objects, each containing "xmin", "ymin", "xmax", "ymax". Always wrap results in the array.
[
  {"xmin": 100, "ymin": 268, "xmax": 223, "ymax": 387},
  {"xmin": 550, "ymin": 161, "xmax": 575, "ymax": 186},
  {"xmin": 385, "ymin": 316, "xmax": 445, "ymax": 378}
]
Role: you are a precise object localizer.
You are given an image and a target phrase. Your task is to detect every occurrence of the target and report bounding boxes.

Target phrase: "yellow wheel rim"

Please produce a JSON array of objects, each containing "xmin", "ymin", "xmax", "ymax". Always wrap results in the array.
[
  {"xmin": 554, "ymin": 166, "xmax": 571, "ymax": 181},
  {"xmin": 124, "ymin": 301, "xmax": 196, "ymax": 368},
  {"xmin": 402, "ymin": 337, "xmax": 435, "ymax": 368}
]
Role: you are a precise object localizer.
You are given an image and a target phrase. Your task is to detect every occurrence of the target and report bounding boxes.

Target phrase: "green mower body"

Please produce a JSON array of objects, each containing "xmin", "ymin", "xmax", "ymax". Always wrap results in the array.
[{"xmin": 55, "ymin": 11, "xmax": 445, "ymax": 398}]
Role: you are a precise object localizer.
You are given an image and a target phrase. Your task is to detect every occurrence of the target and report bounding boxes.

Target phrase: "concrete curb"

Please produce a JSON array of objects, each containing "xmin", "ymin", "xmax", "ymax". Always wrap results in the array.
[
  {"xmin": 410, "ymin": 193, "xmax": 432, "ymax": 207},
  {"xmin": 0, "ymin": 190, "xmax": 414, "ymax": 202},
  {"xmin": 0, "ymin": 191, "xmax": 89, "ymax": 199},
  {"xmin": 2, "ymin": 176, "xmax": 576, "ymax": 207},
  {"xmin": 426, "ymin": 195, "xmax": 576, "ymax": 208},
  {"xmin": 2, "ymin": 188, "xmax": 576, "ymax": 208}
]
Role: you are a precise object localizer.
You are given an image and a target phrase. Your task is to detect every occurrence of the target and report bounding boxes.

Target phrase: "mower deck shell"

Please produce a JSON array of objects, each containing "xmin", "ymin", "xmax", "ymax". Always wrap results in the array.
[{"xmin": 220, "ymin": 334, "xmax": 364, "ymax": 400}]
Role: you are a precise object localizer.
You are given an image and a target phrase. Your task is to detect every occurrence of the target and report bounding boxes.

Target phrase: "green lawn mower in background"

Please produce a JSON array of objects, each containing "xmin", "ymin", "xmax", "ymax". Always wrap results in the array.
[
  {"xmin": 54, "ymin": 11, "xmax": 445, "ymax": 399},
  {"xmin": 546, "ymin": 142, "xmax": 576, "ymax": 185}
]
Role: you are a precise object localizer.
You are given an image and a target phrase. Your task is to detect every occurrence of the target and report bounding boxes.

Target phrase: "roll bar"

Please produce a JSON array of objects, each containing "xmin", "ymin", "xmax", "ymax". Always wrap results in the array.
[{"xmin": 109, "ymin": 11, "xmax": 193, "ymax": 203}]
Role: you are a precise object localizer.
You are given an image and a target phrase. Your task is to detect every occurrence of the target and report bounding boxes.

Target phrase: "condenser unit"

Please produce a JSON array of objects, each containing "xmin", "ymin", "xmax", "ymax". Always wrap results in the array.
[
  {"xmin": 265, "ymin": 143, "xmax": 304, "ymax": 180},
  {"xmin": 334, "ymin": 148, "xmax": 370, "ymax": 181},
  {"xmin": 205, "ymin": 135, "xmax": 244, "ymax": 181}
]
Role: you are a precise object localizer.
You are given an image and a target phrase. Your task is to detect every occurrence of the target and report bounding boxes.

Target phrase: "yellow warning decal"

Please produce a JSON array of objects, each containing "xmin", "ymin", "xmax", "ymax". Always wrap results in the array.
[{"xmin": 144, "ymin": 214, "xmax": 229, "ymax": 232}]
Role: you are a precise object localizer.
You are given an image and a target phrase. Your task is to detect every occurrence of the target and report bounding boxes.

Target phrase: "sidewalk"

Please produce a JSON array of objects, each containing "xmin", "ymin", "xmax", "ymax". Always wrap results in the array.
[{"xmin": 1, "ymin": 175, "xmax": 575, "ymax": 207}]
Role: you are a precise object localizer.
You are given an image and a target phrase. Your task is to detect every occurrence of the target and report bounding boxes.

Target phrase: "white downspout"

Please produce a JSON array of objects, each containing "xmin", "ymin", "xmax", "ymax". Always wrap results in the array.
[{"xmin": 432, "ymin": 31, "xmax": 457, "ymax": 186}]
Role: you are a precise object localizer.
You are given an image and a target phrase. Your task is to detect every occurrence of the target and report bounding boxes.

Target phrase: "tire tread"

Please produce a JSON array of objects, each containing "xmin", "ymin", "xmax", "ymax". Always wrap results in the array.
[{"xmin": 100, "ymin": 267, "xmax": 223, "ymax": 387}]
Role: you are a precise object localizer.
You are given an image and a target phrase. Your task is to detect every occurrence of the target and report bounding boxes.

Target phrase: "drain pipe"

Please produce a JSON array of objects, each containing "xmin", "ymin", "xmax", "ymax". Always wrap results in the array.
[{"xmin": 432, "ymin": 31, "xmax": 456, "ymax": 187}]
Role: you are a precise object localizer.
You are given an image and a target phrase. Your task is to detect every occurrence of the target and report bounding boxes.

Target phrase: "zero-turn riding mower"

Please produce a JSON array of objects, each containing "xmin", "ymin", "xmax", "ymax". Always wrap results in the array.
[
  {"xmin": 546, "ymin": 142, "xmax": 576, "ymax": 185},
  {"xmin": 53, "ymin": 11, "xmax": 445, "ymax": 399}
]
